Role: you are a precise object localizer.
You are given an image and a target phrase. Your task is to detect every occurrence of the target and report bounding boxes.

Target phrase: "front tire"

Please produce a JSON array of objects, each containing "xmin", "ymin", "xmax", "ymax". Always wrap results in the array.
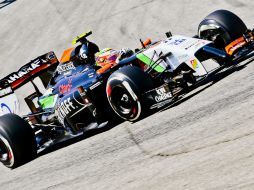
[
  {"xmin": 106, "ymin": 65, "xmax": 153, "ymax": 121},
  {"xmin": 198, "ymin": 10, "xmax": 247, "ymax": 48},
  {"xmin": 0, "ymin": 114, "xmax": 36, "ymax": 168}
]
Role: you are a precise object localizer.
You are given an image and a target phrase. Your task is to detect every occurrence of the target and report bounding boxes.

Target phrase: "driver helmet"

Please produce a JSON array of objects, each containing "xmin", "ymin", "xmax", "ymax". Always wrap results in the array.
[
  {"xmin": 79, "ymin": 44, "xmax": 89, "ymax": 59},
  {"xmin": 95, "ymin": 48, "xmax": 119, "ymax": 67}
]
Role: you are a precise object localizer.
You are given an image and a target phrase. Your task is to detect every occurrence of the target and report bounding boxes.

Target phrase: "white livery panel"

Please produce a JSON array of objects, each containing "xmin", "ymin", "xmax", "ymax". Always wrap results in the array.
[
  {"xmin": 0, "ymin": 93, "xmax": 19, "ymax": 116},
  {"xmin": 142, "ymin": 35, "xmax": 212, "ymax": 76}
]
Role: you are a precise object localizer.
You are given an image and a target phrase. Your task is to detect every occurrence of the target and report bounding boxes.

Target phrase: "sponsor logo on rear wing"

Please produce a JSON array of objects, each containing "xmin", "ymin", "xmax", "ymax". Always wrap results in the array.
[{"xmin": 0, "ymin": 51, "xmax": 59, "ymax": 90}]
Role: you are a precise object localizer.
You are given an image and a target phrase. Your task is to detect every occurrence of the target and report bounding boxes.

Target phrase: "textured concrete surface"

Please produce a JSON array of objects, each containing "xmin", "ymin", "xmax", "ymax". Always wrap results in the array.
[{"xmin": 0, "ymin": 0, "xmax": 254, "ymax": 189}]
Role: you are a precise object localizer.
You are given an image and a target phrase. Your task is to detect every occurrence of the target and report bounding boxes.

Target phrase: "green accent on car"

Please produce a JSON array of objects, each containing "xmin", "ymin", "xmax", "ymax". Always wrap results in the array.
[
  {"xmin": 136, "ymin": 53, "xmax": 165, "ymax": 73},
  {"xmin": 39, "ymin": 95, "xmax": 58, "ymax": 109}
]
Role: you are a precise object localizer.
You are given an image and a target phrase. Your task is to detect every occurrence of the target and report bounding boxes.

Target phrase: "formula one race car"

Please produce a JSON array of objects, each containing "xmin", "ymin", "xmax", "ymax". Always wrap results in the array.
[
  {"xmin": 105, "ymin": 9, "xmax": 254, "ymax": 121},
  {"xmin": 0, "ymin": 31, "xmax": 137, "ymax": 168},
  {"xmin": 0, "ymin": 9, "xmax": 253, "ymax": 169}
]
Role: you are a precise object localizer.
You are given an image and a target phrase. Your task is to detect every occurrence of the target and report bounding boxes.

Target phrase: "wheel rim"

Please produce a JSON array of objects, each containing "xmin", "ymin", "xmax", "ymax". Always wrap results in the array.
[
  {"xmin": 111, "ymin": 87, "xmax": 135, "ymax": 115},
  {"xmin": 108, "ymin": 84, "xmax": 142, "ymax": 121},
  {"xmin": 0, "ymin": 134, "xmax": 14, "ymax": 167},
  {"xmin": 107, "ymin": 76, "xmax": 143, "ymax": 121},
  {"xmin": 199, "ymin": 23, "xmax": 231, "ymax": 47}
]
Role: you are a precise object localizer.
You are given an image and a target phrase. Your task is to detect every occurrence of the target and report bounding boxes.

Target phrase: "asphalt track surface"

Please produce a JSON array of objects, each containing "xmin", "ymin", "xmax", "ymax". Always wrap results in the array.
[{"xmin": 1, "ymin": 0, "xmax": 254, "ymax": 189}]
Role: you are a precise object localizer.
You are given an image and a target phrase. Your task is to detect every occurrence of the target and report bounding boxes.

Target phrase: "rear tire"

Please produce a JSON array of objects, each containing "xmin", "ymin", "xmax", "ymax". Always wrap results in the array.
[
  {"xmin": 106, "ymin": 65, "xmax": 153, "ymax": 121},
  {"xmin": 198, "ymin": 10, "xmax": 247, "ymax": 48},
  {"xmin": 0, "ymin": 114, "xmax": 36, "ymax": 168}
]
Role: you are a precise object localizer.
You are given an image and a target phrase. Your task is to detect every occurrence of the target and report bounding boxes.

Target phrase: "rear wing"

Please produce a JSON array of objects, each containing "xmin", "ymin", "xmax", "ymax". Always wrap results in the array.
[
  {"xmin": 0, "ymin": 52, "xmax": 59, "ymax": 116},
  {"xmin": 0, "ymin": 51, "xmax": 59, "ymax": 91}
]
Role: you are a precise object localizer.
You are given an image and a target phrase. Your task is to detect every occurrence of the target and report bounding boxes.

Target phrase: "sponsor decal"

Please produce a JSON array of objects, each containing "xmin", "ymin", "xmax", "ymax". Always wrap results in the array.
[
  {"xmin": 88, "ymin": 72, "xmax": 94, "ymax": 78},
  {"xmin": 165, "ymin": 38, "xmax": 186, "ymax": 45},
  {"xmin": 57, "ymin": 62, "xmax": 75, "ymax": 74},
  {"xmin": 185, "ymin": 39, "xmax": 207, "ymax": 50},
  {"xmin": 194, "ymin": 40, "xmax": 207, "ymax": 50},
  {"xmin": 59, "ymin": 79, "xmax": 72, "ymax": 94},
  {"xmin": 0, "ymin": 94, "xmax": 19, "ymax": 115},
  {"xmin": 90, "ymin": 81, "xmax": 102, "ymax": 90},
  {"xmin": 57, "ymin": 97, "xmax": 75, "ymax": 124},
  {"xmin": 184, "ymin": 42, "xmax": 196, "ymax": 50},
  {"xmin": 7, "ymin": 59, "xmax": 41, "ymax": 83},
  {"xmin": 0, "ymin": 103, "xmax": 12, "ymax": 113},
  {"xmin": 47, "ymin": 52, "xmax": 56, "ymax": 60},
  {"xmin": 154, "ymin": 87, "xmax": 172, "ymax": 102},
  {"xmin": 190, "ymin": 59, "xmax": 199, "ymax": 69},
  {"xmin": 0, "ymin": 52, "xmax": 58, "ymax": 90}
]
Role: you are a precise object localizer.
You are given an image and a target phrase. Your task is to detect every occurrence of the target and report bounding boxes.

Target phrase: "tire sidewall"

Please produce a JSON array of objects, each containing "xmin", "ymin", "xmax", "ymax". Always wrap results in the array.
[
  {"xmin": 198, "ymin": 10, "xmax": 247, "ymax": 45},
  {"xmin": 106, "ymin": 73, "xmax": 142, "ymax": 121},
  {"xmin": 0, "ymin": 131, "xmax": 15, "ymax": 167},
  {"xmin": 0, "ymin": 114, "xmax": 36, "ymax": 168}
]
